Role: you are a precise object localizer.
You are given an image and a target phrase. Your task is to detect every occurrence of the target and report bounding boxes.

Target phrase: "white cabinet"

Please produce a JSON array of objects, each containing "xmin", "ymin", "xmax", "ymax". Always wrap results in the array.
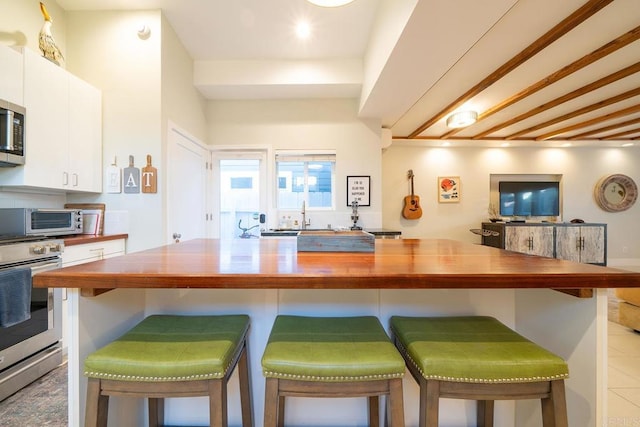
[
  {"xmin": 62, "ymin": 239, "xmax": 126, "ymax": 267},
  {"xmin": 0, "ymin": 49, "xmax": 102, "ymax": 192},
  {"xmin": 68, "ymin": 74, "xmax": 102, "ymax": 192},
  {"xmin": 0, "ymin": 45, "xmax": 23, "ymax": 105},
  {"xmin": 555, "ymin": 224, "xmax": 606, "ymax": 265},
  {"xmin": 505, "ymin": 225, "xmax": 555, "ymax": 257}
]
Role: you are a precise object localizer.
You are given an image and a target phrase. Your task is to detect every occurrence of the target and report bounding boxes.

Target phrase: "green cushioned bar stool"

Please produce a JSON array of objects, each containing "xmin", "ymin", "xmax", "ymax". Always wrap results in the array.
[
  {"xmin": 389, "ymin": 316, "xmax": 569, "ymax": 427},
  {"xmin": 261, "ymin": 315, "xmax": 406, "ymax": 427},
  {"xmin": 84, "ymin": 314, "xmax": 253, "ymax": 427}
]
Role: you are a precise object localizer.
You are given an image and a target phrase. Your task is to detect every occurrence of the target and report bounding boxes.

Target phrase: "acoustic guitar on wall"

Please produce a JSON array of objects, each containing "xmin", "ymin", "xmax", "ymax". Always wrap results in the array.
[{"xmin": 402, "ymin": 169, "xmax": 423, "ymax": 219}]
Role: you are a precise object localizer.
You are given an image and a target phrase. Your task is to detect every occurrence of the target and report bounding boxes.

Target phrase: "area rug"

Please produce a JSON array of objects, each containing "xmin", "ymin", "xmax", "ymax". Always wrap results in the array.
[{"xmin": 0, "ymin": 361, "xmax": 67, "ymax": 426}]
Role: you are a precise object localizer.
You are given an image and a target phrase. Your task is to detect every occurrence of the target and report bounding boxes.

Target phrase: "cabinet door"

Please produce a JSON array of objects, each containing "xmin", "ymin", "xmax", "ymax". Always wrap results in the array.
[
  {"xmin": 0, "ymin": 46, "xmax": 23, "ymax": 105},
  {"xmin": 23, "ymin": 49, "xmax": 69, "ymax": 189},
  {"xmin": 579, "ymin": 226, "xmax": 606, "ymax": 264},
  {"xmin": 556, "ymin": 225, "xmax": 606, "ymax": 264},
  {"xmin": 68, "ymin": 74, "xmax": 102, "ymax": 192},
  {"xmin": 505, "ymin": 226, "xmax": 554, "ymax": 257},
  {"xmin": 555, "ymin": 226, "xmax": 581, "ymax": 263}
]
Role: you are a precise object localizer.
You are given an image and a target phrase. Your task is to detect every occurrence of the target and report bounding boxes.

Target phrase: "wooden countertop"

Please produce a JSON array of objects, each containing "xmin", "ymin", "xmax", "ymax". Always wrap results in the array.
[{"xmin": 33, "ymin": 238, "xmax": 640, "ymax": 295}]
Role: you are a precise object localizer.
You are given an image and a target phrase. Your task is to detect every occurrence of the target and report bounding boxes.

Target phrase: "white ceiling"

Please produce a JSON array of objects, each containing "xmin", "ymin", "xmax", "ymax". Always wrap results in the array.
[{"xmin": 56, "ymin": 0, "xmax": 640, "ymax": 147}]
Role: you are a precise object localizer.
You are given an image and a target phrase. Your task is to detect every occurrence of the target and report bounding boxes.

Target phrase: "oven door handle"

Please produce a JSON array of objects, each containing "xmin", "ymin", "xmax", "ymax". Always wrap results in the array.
[{"xmin": 29, "ymin": 259, "xmax": 62, "ymax": 275}]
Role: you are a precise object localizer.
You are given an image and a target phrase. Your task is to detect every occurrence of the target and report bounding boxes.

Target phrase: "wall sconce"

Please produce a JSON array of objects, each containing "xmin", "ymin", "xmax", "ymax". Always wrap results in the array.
[
  {"xmin": 307, "ymin": 0, "xmax": 355, "ymax": 6},
  {"xmin": 137, "ymin": 24, "xmax": 151, "ymax": 40},
  {"xmin": 446, "ymin": 110, "xmax": 478, "ymax": 128}
]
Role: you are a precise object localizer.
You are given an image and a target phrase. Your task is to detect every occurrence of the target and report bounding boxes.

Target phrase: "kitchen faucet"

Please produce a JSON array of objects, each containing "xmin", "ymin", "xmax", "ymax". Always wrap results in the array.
[{"xmin": 301, "ymin": 201, "xmax": 310, "ymax": 230}]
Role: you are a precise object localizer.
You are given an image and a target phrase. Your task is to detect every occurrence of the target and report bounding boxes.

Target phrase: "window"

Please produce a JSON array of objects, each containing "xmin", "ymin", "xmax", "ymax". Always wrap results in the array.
[{"xmin": 276, "ymin": 151, "xmax": 335, "ymax": 209}]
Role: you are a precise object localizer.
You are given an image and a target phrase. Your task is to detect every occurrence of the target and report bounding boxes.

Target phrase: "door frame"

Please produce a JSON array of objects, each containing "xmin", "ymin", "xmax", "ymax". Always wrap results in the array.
[{"xmin": 210, "ymin": 146, "xmax": 271, "ymax": 238}]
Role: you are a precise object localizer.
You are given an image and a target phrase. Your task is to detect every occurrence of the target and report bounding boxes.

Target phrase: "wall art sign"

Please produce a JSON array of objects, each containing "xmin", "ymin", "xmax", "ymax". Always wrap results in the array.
[
  {"xmin": 438, "ymin": 176, "xmax": 460, "ymax": 203},
  {"xmin": 347, "ymin": 176, "xmax": 370, "ymax": 207},
  {"xmin": 123, "ymin": 155, "xmax": 140, "ymax": 194}
]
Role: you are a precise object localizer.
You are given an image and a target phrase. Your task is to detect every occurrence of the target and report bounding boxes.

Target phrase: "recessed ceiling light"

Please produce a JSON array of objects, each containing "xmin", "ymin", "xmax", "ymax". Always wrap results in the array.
[
  {"xmin": 307, "ymin": 0, "xmax": 355, "ymax": 6},
  {"xmin": 296, "ymin": 21, "xmax": 311, "ymax": 39}
]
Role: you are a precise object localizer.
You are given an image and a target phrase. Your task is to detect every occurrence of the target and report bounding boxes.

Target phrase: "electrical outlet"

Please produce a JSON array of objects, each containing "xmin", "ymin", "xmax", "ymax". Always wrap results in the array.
[{"xmin": 623, "ymin": 246, "xmax": 629, "ymax": 253}]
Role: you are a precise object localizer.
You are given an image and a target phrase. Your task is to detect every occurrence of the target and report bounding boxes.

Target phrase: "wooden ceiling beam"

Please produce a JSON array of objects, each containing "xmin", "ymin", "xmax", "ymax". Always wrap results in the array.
[
  {"xmin": 507, "ymin": 87, "xmax": 640, "ymax": 139},
  {"xmin": 534, "ymin": 104, "xmax": 640, "ymax": 140},
  {"xmin": 568, "ymin": 117, "xmax": 640, "ymax": 139},
  {"xmin": 406, "ymin": 0, "xmax": 614, "ymax": 139},
  {"xmin": 476, "ymin": 62, "xmax": 640, "ymax": 139},
  {"xmin": 454, "ymin": 26, "xmax": 640, "ymax": 139},
  {"xmin": 601, "ymin": 128, "xmax": 640, "ymax": 139}
]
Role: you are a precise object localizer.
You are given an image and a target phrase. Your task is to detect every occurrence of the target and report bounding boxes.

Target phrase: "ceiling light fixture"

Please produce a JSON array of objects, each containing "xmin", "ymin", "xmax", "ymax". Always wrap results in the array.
[
  {"xmin": 307, "ymin": 0, "xmax": 355, "ymax": 7},
  {"xmin": 446, "ymin": 111, "xmax": 477, "ymax": 129},
  {"xmin": 296, "ymin": 21, "xmax": 311, "ymax": 39}
]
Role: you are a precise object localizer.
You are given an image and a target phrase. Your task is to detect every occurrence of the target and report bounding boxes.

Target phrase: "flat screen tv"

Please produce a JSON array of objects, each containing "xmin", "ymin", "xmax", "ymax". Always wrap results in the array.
[{"xmin": 499, "ymin": 181, "xmax": 559, "ymax": 217}]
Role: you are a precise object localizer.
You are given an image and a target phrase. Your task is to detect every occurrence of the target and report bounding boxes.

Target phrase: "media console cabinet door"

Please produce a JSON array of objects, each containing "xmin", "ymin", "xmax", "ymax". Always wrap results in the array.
[
  {"xmin": 505, "ymin": 225, "xmax": 554, "ymax": 257},
  {"xmin": 556, "ymin": 225, "xmax": 605, "ymax": 265}
]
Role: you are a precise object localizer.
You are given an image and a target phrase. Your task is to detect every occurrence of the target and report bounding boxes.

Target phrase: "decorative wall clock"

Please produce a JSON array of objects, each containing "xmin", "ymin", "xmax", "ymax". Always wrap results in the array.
[{"xmin": 594, "ymin": 174, "xmax": 637, "ymax": 212}]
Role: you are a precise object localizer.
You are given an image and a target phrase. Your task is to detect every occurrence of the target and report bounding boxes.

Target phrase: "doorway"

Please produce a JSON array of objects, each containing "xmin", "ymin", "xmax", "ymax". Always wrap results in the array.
[{"xmin": 211, "ymin": 150, "xmax": 268, "ymax": 239}]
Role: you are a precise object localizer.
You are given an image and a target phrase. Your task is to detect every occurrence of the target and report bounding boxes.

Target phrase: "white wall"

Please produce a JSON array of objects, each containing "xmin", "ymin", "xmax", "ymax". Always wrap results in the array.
[
  {"xmin": 382, "ymin": 143, "xmax": 640, "ymax": 261},
  {"xmin": 206, "ymin": 98, "xmax": 384, "ymax": 230},
  {"xmin": 0, "ymin": 0, "xmax": 66, "ymax": 55}
]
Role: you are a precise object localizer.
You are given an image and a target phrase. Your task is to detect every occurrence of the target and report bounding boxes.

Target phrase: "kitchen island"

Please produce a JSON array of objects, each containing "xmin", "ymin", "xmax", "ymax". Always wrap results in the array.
[{"xmin": 34, "ymin": 238, "xmax": 640, "ymax": 427}]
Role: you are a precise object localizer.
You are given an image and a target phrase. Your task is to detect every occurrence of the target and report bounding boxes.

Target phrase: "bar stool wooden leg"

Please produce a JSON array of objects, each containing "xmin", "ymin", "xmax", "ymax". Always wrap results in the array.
[
  {"xmin": 264, "ymin": 377, "xmax": 279, "ymax": 427},
  {"xmin": 388, "ymin": 378, "xmax": 405, "ymax": 427},
  {"xmin": 368, "ymin": 395, "xmax": 380, "ymax": 427},
  {"xmin": 477, "ymin": 400, "xmax": 494, "ymax": 427},
  {"xmin": 237, "ymin": 342, "xmax": 254, "ymax": 427},
  {"xmin": 542, "ymin": 380, "xmax": 568, "ymax": 427},
  {"xmin": 424, "ymin": 379, "xmax": 440, "ymax": 427},
  {"xmin": 85, "ymin": 377, "xmax": 108, "ymax": 427},
  {"xmin": 208, "ymin": 379, "xmax": 226, "ymax": 427},
  {"xmin": 148, "ymin": 397, "xmax": 164, "ymax": 427}
]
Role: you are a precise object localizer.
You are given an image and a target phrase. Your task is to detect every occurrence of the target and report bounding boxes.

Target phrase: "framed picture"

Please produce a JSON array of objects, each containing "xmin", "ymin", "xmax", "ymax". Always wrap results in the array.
[
  {"xmin": 438, "ymin": 176, "xmax": 460, "ymax": 203},
  {"xmin": 347, "ymin": 176, "xmax": 370, "ymax": 206}
]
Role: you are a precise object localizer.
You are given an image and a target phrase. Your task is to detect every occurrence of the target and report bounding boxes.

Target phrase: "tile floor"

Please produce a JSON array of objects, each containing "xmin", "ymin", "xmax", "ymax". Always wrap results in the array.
[{"xmin": 608, "ymin": 320, "xmax": 640, "ymax": 426}]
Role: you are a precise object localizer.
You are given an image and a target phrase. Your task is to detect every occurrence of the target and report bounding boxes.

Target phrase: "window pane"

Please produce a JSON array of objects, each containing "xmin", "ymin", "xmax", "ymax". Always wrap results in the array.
[{"xmin": 277, "ymin": 158, "xmax": 334, "ymax": 209}]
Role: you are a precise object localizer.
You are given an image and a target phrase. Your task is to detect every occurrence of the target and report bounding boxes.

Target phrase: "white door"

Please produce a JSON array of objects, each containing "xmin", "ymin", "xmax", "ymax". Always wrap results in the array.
[
  {"xmin": 211, "ymin": 150, "xmax": 268, "ymax": 239},
  {"xmin": 167, "ymin": 123, "xmax": 209, "ymax": 243}
]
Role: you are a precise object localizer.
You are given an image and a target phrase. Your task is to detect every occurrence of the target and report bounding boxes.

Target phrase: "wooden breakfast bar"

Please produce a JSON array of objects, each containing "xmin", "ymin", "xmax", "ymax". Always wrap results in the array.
[{"xmin": 34, "ymin": 238, "xmax": 640, "ymax": 426}]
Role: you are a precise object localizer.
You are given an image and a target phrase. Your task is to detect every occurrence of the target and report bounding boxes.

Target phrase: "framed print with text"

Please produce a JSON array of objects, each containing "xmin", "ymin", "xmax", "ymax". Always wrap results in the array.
[
  {"xmin": 347, "ymin": 176, "xmax": 370, "ymax": 206},
  {"xmin": 438, "ymin": 176, "xmax": 460, "ymax": 203}
]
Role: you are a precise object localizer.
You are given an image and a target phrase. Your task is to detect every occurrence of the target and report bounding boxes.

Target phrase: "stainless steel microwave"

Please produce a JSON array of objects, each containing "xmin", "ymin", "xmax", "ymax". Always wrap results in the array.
[
  {"xmin": 0, "ymin": 208, "xmax": 83, "ymax": 237},
  {"xmin": 0, "ymin": 99, "xmax": 25, "ymax": 167}
]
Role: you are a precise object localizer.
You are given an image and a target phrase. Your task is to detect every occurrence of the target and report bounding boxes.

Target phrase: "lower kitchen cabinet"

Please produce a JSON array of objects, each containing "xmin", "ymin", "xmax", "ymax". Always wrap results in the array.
[{"xmin": 62, "ymin": 238, "xmax": 126, "ymax": 267}]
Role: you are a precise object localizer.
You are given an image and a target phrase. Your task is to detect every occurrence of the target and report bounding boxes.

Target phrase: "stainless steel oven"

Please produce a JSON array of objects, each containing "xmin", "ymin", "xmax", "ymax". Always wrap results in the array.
[{"xmin": 0, "ymin": 236, "xmax": 63, "ymax": 401}]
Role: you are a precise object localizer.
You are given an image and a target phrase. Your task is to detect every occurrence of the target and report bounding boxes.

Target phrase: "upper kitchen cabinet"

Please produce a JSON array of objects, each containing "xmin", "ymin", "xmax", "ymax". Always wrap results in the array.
[
  {"xmin": 68, "ymin": 74, "xmax": 102, "ymax": 192},
  {"xmin": 0, "ymin": 45, "xmax": 23, "ymax": 106},
  {"xmin": 0, "ymin": 49, "xmax": 102, "ymax": 193}
]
